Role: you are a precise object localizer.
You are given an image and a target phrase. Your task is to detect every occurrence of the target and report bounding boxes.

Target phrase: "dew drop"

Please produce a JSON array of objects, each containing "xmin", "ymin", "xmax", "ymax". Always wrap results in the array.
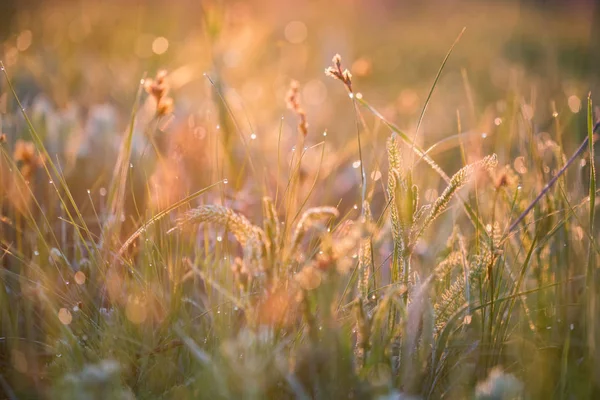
[
  {"xmin": 223, "ymin": 178, "xmax": 228, "ymax": 184},
  {"xmin": 86, "ymin": 189, "xmax": 91, "ymax": 195},
  {"xmin": 481, "ymin": 132, "xmax": 488, "ymax": 139},
  {"xmin": 216, "ymin": 236, "xmax": 223, "ymax": 242},
  {"xmin": 130, "ymin": 163, "xmax": 133, "ymax": 168},
  {"xmin": 552, "ymin": 111, "xmax": 559, "ymax": 118},
  {"xmin": 352, "ymin": 160, "xmax": 361, "ymax": 169},
  {"xmin": 140, "ymin": 78, "xmax": 145, "ymax": 85},
  {"xmin": 216, "ymin": 124, "xmax": 220, "ymax": 130},
  {"xmin": 99, "ymin": 187, "xmax": 107, "ymax": 196},
  {"xmin": 291, "ymin": 146, "xmax": 296, "ymax": 152},
  {"xmin": 34, "ymin": 250, "xmax": 39, "ymax": 256},
  {"xmin": 348, "ymin": 93, "xmax": 354, "ymax": 99},
  {"xmin": 356, "ymin": 92, "xmax": 363, "ymax": 99},
  {"xmin": 323, "ymin": 131, "xmax": 327, "ymax": 137},
  {"xmin": 353, "ymin": 204, "xmax": 358, "ymax": 210},
  {"xmin": 48, "ymin": 180, "xmax": 53, "ymax": 184},
  {"xmin": 250, "ymin": 133, "xmax": 257, "ymax": 140}
]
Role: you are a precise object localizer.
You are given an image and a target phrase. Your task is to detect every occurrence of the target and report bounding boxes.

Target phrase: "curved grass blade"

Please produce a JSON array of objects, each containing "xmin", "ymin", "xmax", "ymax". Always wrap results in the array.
[
  {"xmin": 411, "ymin": 27, "xmax": 466, "ymax": 164},
  {"xmin": 117, "ymin": 181, "xmax": 222, "ymax": 256}
]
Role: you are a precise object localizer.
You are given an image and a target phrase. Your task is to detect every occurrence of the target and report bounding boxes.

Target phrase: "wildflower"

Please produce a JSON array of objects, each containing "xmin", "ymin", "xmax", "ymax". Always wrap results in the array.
[
  {"xmin": 13, "ymin": 139, "xmax": 44, "ymax": 180},
  {"xmin": 144, "ymin": 70, "xmax": 174, "ymax": 116},
  {"xmin": 144, "ymin": 70, "xmax": 169, "ymax": 100},
  {"xmin": 156, "ymin": 96, "xmax": 174, "ymax": 116},
  {"xmin": 285, "ymin": 80, "xmax": 308, "ymax": 137},
  {"xmin": 325, "ymin": 53, "xmax": 353, "ymax": 93}
]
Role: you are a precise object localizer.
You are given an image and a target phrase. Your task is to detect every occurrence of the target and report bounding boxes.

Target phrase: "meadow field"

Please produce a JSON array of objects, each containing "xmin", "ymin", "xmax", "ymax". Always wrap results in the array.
[{"xmin": 2, "ymin": 0, "xmax": 600, "ymax": 398}]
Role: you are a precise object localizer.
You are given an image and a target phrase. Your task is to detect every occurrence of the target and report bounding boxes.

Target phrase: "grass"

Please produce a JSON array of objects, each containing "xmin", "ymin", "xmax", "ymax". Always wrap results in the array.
[{"xmin": 2, "ymin": 1, "xmax": 600, "ymax": 399}]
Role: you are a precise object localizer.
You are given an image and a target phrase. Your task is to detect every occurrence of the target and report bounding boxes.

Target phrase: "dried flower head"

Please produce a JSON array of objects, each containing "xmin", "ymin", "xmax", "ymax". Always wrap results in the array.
[
  {"xmin": 285, "ymin": 80, "xmax": 308, "ymax": 137},
  {"xmin": 13, "ymin": 139, "xmax": 44, "ymax": 179},
  {"xmin": 0, "ymin": 133, "xmax": 6, "ymax": 144},
  {"xmin": 156, "ymin": 96, "xmax": 174, "ymax": 116},
  {"xmin": 144, "ymin": 70, "xmax": 173, "ymax": 116},
  {"xmin": 325, "ymin": 54, "xmax": 353, "ymax": 93}
]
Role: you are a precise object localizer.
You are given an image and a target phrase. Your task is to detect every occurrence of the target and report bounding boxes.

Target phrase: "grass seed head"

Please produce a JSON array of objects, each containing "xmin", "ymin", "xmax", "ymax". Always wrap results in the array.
[
  {"xmin": 285, "ymin": 80, "xmax": 308, "ymax": 137},
  {"xmin": 325, "ymin": 53, "xmax": 353, "ymax": 93}
]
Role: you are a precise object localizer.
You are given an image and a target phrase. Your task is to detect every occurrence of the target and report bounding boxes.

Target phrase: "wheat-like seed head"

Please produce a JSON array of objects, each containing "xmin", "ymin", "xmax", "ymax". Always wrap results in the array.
[
  {"xmin": 289, "ymin": 206, "xmax": 339, "ymax": 262},
  {"xmin": 433, "ymin": 251, "xmax": 463, "ymax": 281},
  {"xmin": 387, "ymin": 134, "xmax": 402, "ymax": 172},
  {"xmin": 171, "ymin": 205, "xmax": 263, "ymax": 248},
  {"xmin": 388, "ymin": 170, "xmax": 400, "ymax": 237},
  {"xmin": 421, "ymin": 154, "xmax": 498, "ymax": 235},
  {"xmin": 358, "ymin": 201, "xmax": 374, "ymax": 300},
  {"xmin": 262, "ymin": 197, "xmax": 281, "ymax": 263}
]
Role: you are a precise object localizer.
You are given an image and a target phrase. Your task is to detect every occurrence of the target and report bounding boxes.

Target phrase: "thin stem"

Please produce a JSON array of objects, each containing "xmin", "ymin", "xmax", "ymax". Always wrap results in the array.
[{"xmin": 509, "ymin": 123, "xmax": 600, "ymax": 232}]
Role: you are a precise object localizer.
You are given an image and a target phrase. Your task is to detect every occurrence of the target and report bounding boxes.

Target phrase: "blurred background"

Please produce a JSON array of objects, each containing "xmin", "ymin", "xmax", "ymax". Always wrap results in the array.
[
  {"xmin": 3, "ymin": 1, "xmax": 600, "ymax": 397},
  {"xmin": 1, "ymin": 0, "xmax": 600, "ymax": 220}
]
